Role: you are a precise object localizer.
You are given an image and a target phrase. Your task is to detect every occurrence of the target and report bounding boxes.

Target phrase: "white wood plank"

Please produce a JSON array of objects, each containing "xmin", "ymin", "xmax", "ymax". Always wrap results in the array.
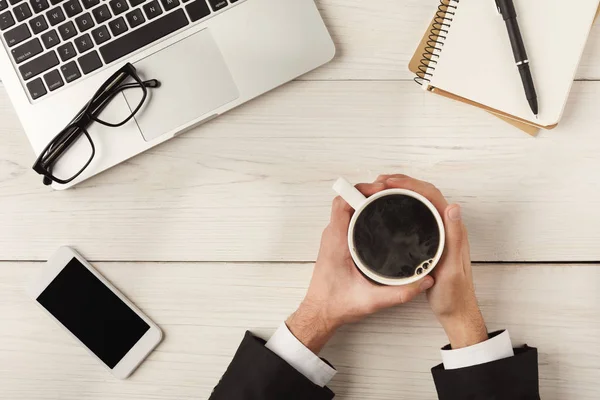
[
  {"xmin": 2, "ymin": 82, "xmax": 600, "ymax": 262},
  {"xmin": 1, "ymin": 262, "xmax": 599, "ymax": 399}
]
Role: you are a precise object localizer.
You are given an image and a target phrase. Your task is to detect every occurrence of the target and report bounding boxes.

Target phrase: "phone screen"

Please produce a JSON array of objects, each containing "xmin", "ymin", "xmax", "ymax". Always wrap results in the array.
[{"xmin": 36, "ymin": 258, "xmax": 150, "ymax": 368}]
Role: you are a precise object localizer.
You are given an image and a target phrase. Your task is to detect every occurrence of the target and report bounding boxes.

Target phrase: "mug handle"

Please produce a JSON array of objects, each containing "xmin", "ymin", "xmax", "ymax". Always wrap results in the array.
[{"xmin": 333, "ymin": 177, "xmax": 368, "ymax": 210}]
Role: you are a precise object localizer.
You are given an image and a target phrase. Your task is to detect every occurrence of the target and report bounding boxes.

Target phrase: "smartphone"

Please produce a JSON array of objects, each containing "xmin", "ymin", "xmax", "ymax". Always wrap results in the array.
[{"xmin": 27, "ymin": 247, "xmax": 163, "ymax": 379}]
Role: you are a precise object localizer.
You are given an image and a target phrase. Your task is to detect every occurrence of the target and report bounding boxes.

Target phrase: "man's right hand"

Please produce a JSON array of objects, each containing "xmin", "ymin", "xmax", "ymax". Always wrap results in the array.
[{"xmin": 377, "ymin": 175, "xmax": 489, "ymax": 349}]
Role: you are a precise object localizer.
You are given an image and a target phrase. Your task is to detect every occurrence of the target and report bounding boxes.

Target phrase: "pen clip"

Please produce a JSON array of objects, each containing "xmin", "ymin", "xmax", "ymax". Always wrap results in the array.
[{"xmin": 495, "ymin": 0, "xmax": 502, "ymax": 15}]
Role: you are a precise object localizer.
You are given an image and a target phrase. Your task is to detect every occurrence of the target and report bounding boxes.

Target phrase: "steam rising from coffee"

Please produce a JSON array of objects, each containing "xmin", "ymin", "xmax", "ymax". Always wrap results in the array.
[{"xmin": 353, "ymin": 195, "xmax": 441, "ymax": 279}]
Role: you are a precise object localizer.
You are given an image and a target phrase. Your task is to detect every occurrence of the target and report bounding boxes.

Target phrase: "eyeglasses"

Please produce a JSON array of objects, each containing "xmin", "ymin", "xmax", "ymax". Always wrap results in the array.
[{"xmin": 32, "ymin": 63, "xmax": 160, "ymax": 186}]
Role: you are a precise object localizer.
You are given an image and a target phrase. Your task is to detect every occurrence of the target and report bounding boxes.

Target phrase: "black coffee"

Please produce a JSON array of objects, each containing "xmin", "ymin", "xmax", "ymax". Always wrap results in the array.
[{"xmin": 353, "ymin": 194, "xmax": 441, "ymax": 279}]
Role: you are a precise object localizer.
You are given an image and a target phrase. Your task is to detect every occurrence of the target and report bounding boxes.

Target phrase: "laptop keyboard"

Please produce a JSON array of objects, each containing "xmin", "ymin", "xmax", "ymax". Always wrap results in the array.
[{"xmin": 0, "ymin": 0, "xmax": 239, "ymax": 100}]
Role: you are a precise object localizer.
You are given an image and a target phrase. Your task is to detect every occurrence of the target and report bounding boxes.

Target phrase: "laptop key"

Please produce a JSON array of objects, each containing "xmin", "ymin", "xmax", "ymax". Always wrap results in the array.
[
  {"xmin": 4, "ymin": 23, "xmax": 30, "ymax": 46},
  {"xmin": 30, "ymin": 0, "xmax": 49, "ymax": 13},
  {"xmin": 109, "ymin": 0, "xmax": 128, "ymax": 15},
  {"xmin": 57, "ymin": 19, "xmax": 75, "ymax": 39},
  {"xmin": 78, "ymin": 49, "xmax": 101, "ymax": 74},
  {"xmin": 74, "ymin": 32, "xmax": 92, "ymax": 52},
  {"xmin": 14, "ymin": 3, "xmax": 32, "ymax": 21},
  {"xmin": 19, "ymin": 50, "xmax": 58, "ymax": 80},
  {"xmin": 125, "ymin": 8, "xmax": 143, "ymax": 28},
  {"xmin": 60, "ymin": 60, "xmax": 80, "ymax": 82},
  {"xmin": 29, "ymin": 14, "xmax": 47, "ymax": 33},
  {"xmin": 100, "ymin": 8, "xmax": 187, "ymax": 64},
  {"xmin": 91, "ymin": 24, "xmax": 109, "ymax": 44},
  {"xmin": 40, "ymin": 28, "xmax": 59, "ymax": 48},
  {"xmin": 63, "ymin": 0, "xmax": 82, "ymax": 17},
  {"xmin": 107, "ymin": 15, "xmax": 126, "ymax": 36},
  {"xmin": 27, "ymin": 77, "xmax": 47, "ymax": 99},
  {"xmin": 56, "ymin": 41, "xmax": 75, "ymax": 60},
  {"xmin": 0, "ymin": 11, "xmax": 15, "ymax": 30},
  {"xmin": 91, "ymin": 4, "xmax": 110, "ymax": 23},
  {"xmin": 81, "ymin": 0, "xmax": 97, "ymax": 8},
  {"xmin": 49, "ymin": 0, "xmax": 64, "ymax": 4},
  {"xmin": 142, "ymin": 0, "xmax": 160, "ymax": 19},
  {"xmin": 74, "ymin": 11, "xmax": 93, "ymax": 31},
  {"xmin": 207, "ymin": 0, "xmax": 226, "ymax": 12},
  {"xmin": 185, "ymin": 0, "xmax": 210, "ymax": 22},
  {"xmin": 128, "ymin": 0, "xmax": 144, "ymax": 6},
  {"xmin": 11, "ymin": 37, "xmax": 42, "ymax": 63},
  {"xmin": 43, "ymin": 68, "xmax": 63, "ymax": 91},
  {"xmin": 0, "ymin": 0, "xmax": 7, "ymax": 11},
  {"xmin": 9, "ymin": 0, "xmax": 24, "ymax": 4},
  {"xmin": 159, "ymin": 0, "xmax": 178, "ymax": 12},
  {"xmin": 46, "ymin": 6, "xmax": 65, "ymax": 25}
]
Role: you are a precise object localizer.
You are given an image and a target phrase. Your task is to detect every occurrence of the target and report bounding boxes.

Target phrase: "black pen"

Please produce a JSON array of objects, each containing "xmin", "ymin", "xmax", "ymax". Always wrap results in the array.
[{"xmin": 496, "ymin": 0, "xmax": 539, "ymax": 118}]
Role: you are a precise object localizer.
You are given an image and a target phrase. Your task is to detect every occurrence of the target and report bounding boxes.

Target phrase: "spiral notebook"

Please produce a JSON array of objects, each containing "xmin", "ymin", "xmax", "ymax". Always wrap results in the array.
[{"xmin": 410, "ymin": 0, "xmax": 600, "ymax": 135}]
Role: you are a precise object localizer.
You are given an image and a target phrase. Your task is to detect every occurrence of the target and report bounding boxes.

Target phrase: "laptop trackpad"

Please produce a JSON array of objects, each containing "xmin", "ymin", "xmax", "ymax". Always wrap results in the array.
[{"xmin": 124, "ymin": 29, "xmax": 239, "ymax": 142}]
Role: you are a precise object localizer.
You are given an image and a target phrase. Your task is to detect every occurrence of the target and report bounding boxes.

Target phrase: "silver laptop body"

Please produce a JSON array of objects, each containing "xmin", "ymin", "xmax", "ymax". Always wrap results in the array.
[{"xmin": 0, "ymin": 0, "xmax": 335, "ymax": 188}]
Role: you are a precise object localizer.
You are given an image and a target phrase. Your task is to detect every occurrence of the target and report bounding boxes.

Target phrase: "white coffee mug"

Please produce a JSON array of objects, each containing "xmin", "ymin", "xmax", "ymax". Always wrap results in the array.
[{"xmin": 333, "ymin": 177, "xmax": 445, "ymax": 286}]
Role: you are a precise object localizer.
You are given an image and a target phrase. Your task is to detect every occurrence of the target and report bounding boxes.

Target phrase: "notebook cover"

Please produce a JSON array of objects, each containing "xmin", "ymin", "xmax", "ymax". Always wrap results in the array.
[{"xmin": 408, "ymin": 5, "xmax": 600, "ymax": 136}]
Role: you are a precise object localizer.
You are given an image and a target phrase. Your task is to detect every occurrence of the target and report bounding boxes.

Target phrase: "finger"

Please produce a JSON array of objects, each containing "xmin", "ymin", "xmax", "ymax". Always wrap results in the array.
[
  {"xmin": 330, "ymin": 196, "xmax": 352, "ymax": 232},
  {"xmin": 385, "ymin": 177, "xmax": 448, "ymax": 215},
  {"xmin": 375, "ymin": 174, "xmax": 410, "ymax": 183},
  {"xmin": 355, "ymin": 182, "xmax": 386, "ymax": 196},
  {"xmin": 442, "ymin": 204, "xmax": 465, "ymax": 269},
  {"xmin": 462, "ymin": 226, "xmax": 471, "ymax": 259},
  {"xmin": 461, "ymin": 226, "xmax": 473, "ymax": 277},
  {"xmin": 376, "ymin": 276, "xmax": 435, "ymax": 308}
]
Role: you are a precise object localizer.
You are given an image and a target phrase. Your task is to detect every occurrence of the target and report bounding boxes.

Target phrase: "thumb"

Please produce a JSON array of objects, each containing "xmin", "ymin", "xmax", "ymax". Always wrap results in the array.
[
  {"xmin": 376, "ymin": 276, "xmax": 435, "ymax": 308},
  {"xmin": 443, "ymin": 204, "xmax": 465, "ymax": 264}
]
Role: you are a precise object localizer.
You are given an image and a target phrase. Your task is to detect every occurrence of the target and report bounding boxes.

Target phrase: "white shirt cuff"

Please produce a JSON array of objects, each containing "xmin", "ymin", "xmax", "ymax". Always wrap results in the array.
[
  {"xmin": 441, "ymin": 330, "xmax": 515, "ymax": 370},
  {"xmin": 265, "ymin": 322, "xmax": 337, "ymax": 387}
]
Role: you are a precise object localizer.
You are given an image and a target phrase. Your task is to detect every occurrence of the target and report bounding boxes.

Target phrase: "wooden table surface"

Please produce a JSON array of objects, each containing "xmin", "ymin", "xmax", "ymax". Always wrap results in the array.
[{"xmin": 2, "ymin": 0, "xmax": 600, "ymax": 398}]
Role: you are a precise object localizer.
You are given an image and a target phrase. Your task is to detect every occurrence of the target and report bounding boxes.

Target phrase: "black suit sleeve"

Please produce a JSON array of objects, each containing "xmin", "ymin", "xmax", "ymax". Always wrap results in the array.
[
  {"xmin": 432, "ymin": 343, "xmax": 540, "ymax": 400},
  {"xmin": 209, "ymin": 331, "xmax": 335, "ymax": 400}
]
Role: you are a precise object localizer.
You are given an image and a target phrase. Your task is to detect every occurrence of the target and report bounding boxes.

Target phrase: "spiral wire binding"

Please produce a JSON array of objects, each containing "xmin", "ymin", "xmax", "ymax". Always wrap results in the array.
[{"xmin": 414, "ymin": 0, "xmax": 460, "ymax": 86}]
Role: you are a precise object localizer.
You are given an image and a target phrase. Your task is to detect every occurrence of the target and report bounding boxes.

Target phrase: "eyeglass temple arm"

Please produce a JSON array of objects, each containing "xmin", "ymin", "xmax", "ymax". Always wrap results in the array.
[
  {"xmin": 143, "ymin": 79, "xmax": 160, "ymax": 88},
  {"xmin": 114, "ymin": 79, "xmax": 160, "ymax": 91},
  {"xmin": 85, "ymin": 79, "xmax": 160, "ymax": 117}
]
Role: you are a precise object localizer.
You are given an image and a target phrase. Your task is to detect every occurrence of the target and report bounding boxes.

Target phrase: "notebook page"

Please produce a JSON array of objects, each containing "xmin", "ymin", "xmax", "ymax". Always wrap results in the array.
[{"xmin": 428, "ymin": 0, "xmax": 600, "ymax": 126}]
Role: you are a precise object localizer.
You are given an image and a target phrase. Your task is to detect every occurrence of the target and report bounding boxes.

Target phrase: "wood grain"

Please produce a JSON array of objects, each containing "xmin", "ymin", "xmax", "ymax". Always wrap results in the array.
[
  {"xmin": 2, "ymin": 82, "xmax": 600, "ymax": 262},
  {"xmin": 1, "ymin": 262, "xmax": 599, "ymax": 400}
]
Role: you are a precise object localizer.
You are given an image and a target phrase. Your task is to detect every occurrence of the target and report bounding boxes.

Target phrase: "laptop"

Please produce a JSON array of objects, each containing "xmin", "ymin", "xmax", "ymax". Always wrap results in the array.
[{"xmin": 0, "ymin": 0, "xmax": 335, "ymax": 189}]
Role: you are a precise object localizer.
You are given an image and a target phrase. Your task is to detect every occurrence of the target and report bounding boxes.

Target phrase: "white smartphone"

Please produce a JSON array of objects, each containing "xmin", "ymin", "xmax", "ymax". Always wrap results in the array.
[{"xmin": 27, "ymin": 247, "xmax": 163, "ymax": 379}]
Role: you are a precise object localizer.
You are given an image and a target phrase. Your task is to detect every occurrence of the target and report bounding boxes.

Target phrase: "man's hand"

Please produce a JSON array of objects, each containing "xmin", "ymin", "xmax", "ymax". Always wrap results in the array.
[
  {"xmin": 378, "ymin": 175, "xmax": 489, "ymax": 349},
  {"xmin": 287, "ymin": 182, "xmax": 434, "ymax": 354}
]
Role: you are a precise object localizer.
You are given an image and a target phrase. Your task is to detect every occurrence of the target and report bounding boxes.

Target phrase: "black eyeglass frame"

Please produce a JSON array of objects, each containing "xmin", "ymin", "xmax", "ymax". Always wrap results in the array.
[{"xmin": 32, "ymin": 63, "xmax": 159, "ymax": 186}]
